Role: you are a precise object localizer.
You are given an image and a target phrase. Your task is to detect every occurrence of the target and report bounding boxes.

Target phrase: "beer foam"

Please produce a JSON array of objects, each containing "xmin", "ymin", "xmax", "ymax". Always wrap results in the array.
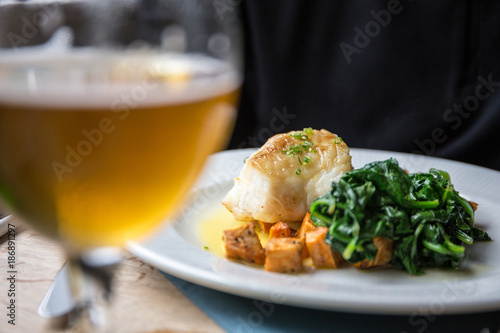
[{"xmin": 0, "ymin": 50, "xmax": 241, "ymax": 109}]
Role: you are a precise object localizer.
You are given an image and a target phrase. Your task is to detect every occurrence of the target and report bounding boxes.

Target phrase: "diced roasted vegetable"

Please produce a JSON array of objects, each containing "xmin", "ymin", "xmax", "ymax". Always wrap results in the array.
[
  {"xmin": 223, "ymin": 222, "xmax": 265, "ymax": 265},
  {"xmin": 297, "ymin": 212, "xmax": 316, "ymax": 239},
  {"xmin": 258, "ymin": 221, "xmax": 274, "ymax": 233},
  {"xmin": 305, "ymin": 227, "xmax": 344, "ymax": 268},
  {"xmin": 265, "ymin": 237, "xmax": 303, "ymax": 273},
  {"xmin": 269, "ymin": 221, "xmax": 292, "ymax": 239},
  {"xmin": 355, "ymin": 237, "xmax": 394, "ymax": 269},
  {"xmin": 297, "ymin": 212, "xmax": 317, "ymax": 259}
]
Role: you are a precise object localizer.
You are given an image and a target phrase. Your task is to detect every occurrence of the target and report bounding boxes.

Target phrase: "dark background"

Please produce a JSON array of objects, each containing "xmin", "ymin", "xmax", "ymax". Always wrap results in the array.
[
  {"xmin": 229, "ymin": 0, "xmax": 500, "ymax": 172},
  {"xmin": 1, "ymin": 0, "xmax": 499, "ymax": 170}
]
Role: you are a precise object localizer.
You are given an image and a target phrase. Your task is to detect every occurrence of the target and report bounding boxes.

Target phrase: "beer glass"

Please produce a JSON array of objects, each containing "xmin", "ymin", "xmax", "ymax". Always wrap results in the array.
[{"xmin": 0, "ymin": 0, "xmax": 242, "ymax": 330}]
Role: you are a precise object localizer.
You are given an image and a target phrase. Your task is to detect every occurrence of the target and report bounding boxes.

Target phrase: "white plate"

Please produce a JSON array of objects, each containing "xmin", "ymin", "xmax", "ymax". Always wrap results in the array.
[{"xmin": 127, "ymin": 148, "xmax": 500, "ymax": 315}]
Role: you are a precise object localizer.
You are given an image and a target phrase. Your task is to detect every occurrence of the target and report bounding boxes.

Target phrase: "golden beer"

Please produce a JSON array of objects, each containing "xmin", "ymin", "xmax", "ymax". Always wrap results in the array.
[{"xmin": 0, "ymin": 51, "xmax": 240, "ymax": 251}]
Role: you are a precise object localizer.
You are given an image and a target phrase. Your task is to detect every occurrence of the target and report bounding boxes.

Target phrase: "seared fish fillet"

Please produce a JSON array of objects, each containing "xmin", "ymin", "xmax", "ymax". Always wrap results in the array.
[{"xmin": 222, "ymin": 129, "xmax": 352, "ymax": 223}]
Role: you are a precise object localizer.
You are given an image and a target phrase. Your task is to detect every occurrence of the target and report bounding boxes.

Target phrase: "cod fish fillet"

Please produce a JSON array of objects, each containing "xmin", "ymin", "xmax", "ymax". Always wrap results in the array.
[{"xmin": 222, "ymin": 129, "xmax": 352, "ymax": 223}]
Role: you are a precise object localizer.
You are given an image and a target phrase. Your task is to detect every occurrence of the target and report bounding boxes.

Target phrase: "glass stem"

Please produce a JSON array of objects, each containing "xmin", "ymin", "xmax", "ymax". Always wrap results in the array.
[{"xmin": 58, "ymin": 248, "xmax": 122, "ymax": 332}]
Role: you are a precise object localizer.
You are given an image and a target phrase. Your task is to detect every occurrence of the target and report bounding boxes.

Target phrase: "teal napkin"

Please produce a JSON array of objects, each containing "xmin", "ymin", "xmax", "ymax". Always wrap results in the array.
[{"xmin": 161, "ymin": 272, "xmax": 499, "ymax": 333}]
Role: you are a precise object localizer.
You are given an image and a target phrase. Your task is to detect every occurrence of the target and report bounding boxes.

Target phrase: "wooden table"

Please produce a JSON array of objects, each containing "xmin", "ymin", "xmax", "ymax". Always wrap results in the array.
[{"xmin": 0, "ymin": 217, "xmax": 224, "ymax": 333}]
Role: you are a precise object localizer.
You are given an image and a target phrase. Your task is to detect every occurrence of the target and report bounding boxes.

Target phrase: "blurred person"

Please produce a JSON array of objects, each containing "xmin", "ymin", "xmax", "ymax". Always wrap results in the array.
[
  {"xmin": 228, "ymin": 0, "xmax": 500, "ymax": 171},
  {"xmin": 1, "ymin": 0, "xmax": 499, "ymax": 171}
]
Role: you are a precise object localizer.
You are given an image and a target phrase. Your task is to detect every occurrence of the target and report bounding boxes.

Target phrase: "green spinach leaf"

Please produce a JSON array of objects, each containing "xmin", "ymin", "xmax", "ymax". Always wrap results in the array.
[{"xmin": 310, "ymin": 158, "xmax": 491, "ymax": 275}]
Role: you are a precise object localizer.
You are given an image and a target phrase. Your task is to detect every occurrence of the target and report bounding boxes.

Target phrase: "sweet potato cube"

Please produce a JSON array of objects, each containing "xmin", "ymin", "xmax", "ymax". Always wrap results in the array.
[
  {"xmin": 297, "ymin": 213, "xmax": 317, "ymax": 259},
  {"xmin": 269, "ymin": 221, "xmax": 291, "ymax": 239},
  {"xmin": 223, "ymin": 222, "xmax": 265, "ymax": 265},
  {"xmin": 258, "ymin": 221, "xmax": 274, "ymax": 233},
  {"xmin": 297, "ymin": 213, "xmax": 316, "ymax": 239},
  {"xmin": 264, "ymin": 238, "xmax": 303, "ymax": 273},
  {"xmin": 355, "ymin": 237, "xmax": 394, "ymax": 270},
  {"xmin": 305, "ymin": 227, "xmax": 343, "ymax": 269}
]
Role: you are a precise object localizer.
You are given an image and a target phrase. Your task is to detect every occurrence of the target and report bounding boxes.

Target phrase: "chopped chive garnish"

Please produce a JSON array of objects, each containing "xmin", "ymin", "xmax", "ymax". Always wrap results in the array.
[
  {"xmin": 282, "ymin": 128, "xmax": 319, "ymax": 174},
  {"xmin": 334, "ymin": 137, "xmax": 343, "ymax": 144}
]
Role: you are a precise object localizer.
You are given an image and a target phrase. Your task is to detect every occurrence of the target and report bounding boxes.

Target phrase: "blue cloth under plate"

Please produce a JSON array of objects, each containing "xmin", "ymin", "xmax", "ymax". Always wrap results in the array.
[{"xmin": 161, "ymin": 272, "xmax": 500, "ymax": 333}]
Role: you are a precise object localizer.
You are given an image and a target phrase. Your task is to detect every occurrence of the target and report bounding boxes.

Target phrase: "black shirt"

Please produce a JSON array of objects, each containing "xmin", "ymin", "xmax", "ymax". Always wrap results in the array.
[{"xmin": 229, "ymin": 0, "xmax": 500, "ymax": 171}]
